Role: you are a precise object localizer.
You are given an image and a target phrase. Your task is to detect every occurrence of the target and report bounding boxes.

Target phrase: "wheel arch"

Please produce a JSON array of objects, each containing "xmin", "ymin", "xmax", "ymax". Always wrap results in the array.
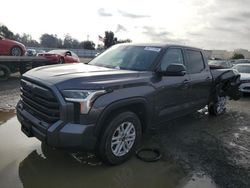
[
  {"xmin": 94, "ymin": 97, "xmax": 152, "ymax": 137},
  {"xmin": 210, "ymin": 69, "xmax": 241, "ymax": 101},
  {"xmin": 10, "ymin": 45, "xmax": 24, "ymax": 56}
]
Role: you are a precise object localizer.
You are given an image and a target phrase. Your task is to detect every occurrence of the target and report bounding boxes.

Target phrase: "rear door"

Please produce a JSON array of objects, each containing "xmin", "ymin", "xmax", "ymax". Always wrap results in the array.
[
  {"xmin": 154, "ymin": 48, "xmax": 191, "ymax": 123},
  {"xmin": 184, "ymin": 49, "xmax": 212, "ymax": 109}
]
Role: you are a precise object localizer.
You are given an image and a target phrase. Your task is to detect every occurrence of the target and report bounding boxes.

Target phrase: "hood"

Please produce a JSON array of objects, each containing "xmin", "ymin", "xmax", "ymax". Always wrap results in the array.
[
  {"xmin": 23, "ymin": 63, "xmax": 151, "ymax": 90},
  {"xmin": 5, "ymin": 39, "xmax": 25, "ymax": 48},
  {"xmin": 239, "ymin": 73, "xmax": 250, "ymax": 80}
]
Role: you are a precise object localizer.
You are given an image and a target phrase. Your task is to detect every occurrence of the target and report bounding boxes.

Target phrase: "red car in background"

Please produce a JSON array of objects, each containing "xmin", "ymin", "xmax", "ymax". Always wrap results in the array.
[
  {"xmin": 37, "ymin": 50, "xmax": 80, "ymax": 64},
  {"xmin": 0, "ymin": 35, "xmax": 26, "ymax": 56}
]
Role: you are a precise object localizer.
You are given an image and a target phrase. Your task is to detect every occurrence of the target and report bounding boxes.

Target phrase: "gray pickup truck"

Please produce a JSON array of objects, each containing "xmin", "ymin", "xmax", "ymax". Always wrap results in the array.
[{"xmin": 16, "ymin": 44, "xmax": 241, "ymax": 165}]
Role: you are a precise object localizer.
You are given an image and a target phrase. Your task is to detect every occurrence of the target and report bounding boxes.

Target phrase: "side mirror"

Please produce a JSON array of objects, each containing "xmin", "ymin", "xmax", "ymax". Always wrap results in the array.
[
  {"xmin": 65, "ymin": 52, "xmax": 71, "ymax": 56},
  {"xmin": 0, "ymin": 36, "xmax": 2, "ymax": 40},
  {"xmin": 160, "ymin": 63, "xmax": 186, "ymax": 76}
]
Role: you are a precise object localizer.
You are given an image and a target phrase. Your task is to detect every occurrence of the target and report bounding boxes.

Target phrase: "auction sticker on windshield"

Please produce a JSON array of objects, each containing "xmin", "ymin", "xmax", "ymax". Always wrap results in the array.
[{"xmin": 144, "ymin": 47, "xmax": 161, "ymax": 52}]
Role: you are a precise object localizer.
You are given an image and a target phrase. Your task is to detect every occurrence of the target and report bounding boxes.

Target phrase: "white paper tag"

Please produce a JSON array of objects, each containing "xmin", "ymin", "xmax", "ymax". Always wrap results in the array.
[{"xmin": 144, "ymin": 47, "xmax": 161, "ymax": 52}]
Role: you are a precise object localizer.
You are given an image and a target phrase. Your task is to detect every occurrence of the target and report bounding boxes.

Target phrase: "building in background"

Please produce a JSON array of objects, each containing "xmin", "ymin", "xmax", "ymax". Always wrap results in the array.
[
  {"xmin": 234, "ymin": 49, "xmax": 250, "ymax": 59},
  {"xmin": 204, "ymin": 49, "xmax": 250, "ymax": 60}
]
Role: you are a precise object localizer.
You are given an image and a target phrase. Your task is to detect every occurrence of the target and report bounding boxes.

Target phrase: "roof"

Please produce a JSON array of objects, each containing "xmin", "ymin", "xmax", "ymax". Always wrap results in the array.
[{"xmin": 118, "ymin": 42, "xmax": 203, "ymax": 51}]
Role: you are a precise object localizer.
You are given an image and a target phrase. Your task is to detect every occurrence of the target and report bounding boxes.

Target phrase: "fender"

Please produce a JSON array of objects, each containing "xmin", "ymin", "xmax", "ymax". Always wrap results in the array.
[
  {"xmin": 94, "ymin": 97, "xmax": 153, "ymax": 136},
  {"xmin": 211, "ymin": 69, "xmax": 241, "ymax": 100}
]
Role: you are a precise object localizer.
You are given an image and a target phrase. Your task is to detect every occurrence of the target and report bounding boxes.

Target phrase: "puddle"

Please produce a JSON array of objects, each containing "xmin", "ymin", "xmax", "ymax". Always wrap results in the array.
[
  {"xmin": 0, "ymin": 113, "xmax": 188, "ymax": 188},
  {"xmin": 0, "ymin": 110, "xmax": 15, "ymax": 126},
  {"xmin": 179, "ymin": 173, "xmax": 217, "ymax": 188},
  {"xmin": 239, "ymin": 126, "xmax": 250, "ymax": 132},
  {"xmin": 1, "ymin": 96, "xmax": 250, "ymax": 188},
  {"xmin": 18, "ymin": 150, "xmax": 187, "ymax": 188}
]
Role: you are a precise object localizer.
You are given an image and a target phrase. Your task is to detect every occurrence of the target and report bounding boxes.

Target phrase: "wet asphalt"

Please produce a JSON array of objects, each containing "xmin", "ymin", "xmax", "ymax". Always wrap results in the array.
[{"xmin": 0, "ymin": 75, "xmax": 250, "ymax": 188}]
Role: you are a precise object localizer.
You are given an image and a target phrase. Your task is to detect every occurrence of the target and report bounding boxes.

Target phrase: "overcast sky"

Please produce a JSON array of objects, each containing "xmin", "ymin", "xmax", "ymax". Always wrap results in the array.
[{"xmin": 1, "ymin": 0, "xmax": 250, "ymax": 50}]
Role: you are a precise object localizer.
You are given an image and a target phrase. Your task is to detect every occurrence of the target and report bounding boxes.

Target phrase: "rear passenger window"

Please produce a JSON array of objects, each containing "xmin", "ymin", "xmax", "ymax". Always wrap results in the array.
[
  {"xmin": 187, "ymin": 50, "xmax": 205, "ymax": 74},
  {"xmin": 160, "ymin": 49, "xmax": 184, "ymax": 71}
]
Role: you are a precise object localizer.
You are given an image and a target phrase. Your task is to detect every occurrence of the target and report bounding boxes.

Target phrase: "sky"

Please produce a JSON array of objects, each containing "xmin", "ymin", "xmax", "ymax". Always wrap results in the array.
[{"xmin": 0, "ymin": 0, "xmax": 250, "ymax": 50}]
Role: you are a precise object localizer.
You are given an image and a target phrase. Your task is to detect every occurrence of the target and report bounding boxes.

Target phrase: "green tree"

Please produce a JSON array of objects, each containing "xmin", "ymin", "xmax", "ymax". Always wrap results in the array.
[
  {"xmin": 104, "ymin": 31, "xmax": 115, "ymax": 48},
  {"xmin": 103, "ymin": 31, "xmax": 132, "ymax": 48},
  {"xmin": 63, "ymin": 34, "xmax": 73, "ymax": 48},
  {"xmin": 18, "ymin": 33, "xmax": 40, "ymax": 47},
  {"xmin": 80, "ymin": 41, "xmax": 95, "ymax": 50},
  {"xmin": 63, "ymin": 34, "xmax": 81, "ymax": 49},
  {"xmin": 231, "ymin": 53, "xmax": 245, "ymax": 59},
  {"xmin": 117, "ymin": 39, "xmax": 132, "ymax": 44},
  {"xmin": 40, "ymin": 34, "xmax": 61, "ymax": 48},
  {"xmin": 0, "ymin": 25, "xmax": 15, "ymax": 39}
]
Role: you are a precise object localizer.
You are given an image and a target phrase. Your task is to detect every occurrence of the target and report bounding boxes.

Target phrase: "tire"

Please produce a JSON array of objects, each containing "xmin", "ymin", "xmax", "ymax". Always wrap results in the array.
[
  {"xmin": 58, "ymin": 57, "xmax": 65, "ymax": 64},
  {"xmin": 0, "ymin": 64, "xmax": 11, "ymax": 81},
  {"xmin": 11, "ymin": 46, "xmax": 22, "ymax": 56},
  {"xmin": 208, "ymin": 95, "xmax": 227, "ymax": 116},
  {"xmin": 97, "ymin": 111, "xmax": 142, "ymax": 165}
]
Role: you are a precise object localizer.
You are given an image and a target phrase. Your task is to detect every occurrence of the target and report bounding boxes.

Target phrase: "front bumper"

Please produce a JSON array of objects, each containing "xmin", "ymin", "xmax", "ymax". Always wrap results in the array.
[{"xmin": 16, "ymin": 101, "xmax": 97, "ymax": 151}]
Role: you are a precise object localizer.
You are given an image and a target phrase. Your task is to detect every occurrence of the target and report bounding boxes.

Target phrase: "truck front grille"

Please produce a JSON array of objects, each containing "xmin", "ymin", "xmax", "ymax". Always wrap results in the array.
[{"xmin": 20, "ymin": 79, "xmax": 60, "ymax": 124}]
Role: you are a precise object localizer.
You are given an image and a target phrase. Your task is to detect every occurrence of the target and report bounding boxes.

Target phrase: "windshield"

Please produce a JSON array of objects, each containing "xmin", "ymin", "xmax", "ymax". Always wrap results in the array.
[
  {"xmin": 234, "ymin": 65, "xmax": 250, "ymax": 73},
  {"xmin": 88, "ymin": 45, "xmax": 161, "ymax": 71},
  {"xmin": 48, "ymin": 50, "xmax": 65, "ymax": 55}
]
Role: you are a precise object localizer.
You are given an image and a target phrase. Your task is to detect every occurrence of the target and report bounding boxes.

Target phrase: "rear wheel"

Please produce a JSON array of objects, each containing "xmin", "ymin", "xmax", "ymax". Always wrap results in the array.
[
  {"xmin": 58, "ymin": 57, "xmax": 65, "ymax": 64},
  {"xmin": 208, "ymin": 95, "xmax": 227, "ymax": 116},
  {"xmin": 11, "ymin": 46, "xmax": 22, "ymax": 56},
  {"xmin": 0, "ymin": 64, "xmax": 11, "ymax": 81},
  {"xmin": 97, "ymin": 111, "xmax": 142, "ymax": 165}
]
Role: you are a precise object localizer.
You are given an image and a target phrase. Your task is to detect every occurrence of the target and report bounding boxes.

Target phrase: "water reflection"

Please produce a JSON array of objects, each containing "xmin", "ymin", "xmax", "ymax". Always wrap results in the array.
[
  {"xmin": 0, "ymin": 110, "xmax": 15, "ymax": 126},
  {"xmin": 18, "ymin": 144, "xmax": 186, "ymax": 188}
]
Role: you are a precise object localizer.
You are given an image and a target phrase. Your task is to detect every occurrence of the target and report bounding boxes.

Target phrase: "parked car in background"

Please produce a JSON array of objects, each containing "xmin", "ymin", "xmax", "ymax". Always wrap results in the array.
[
  {"xmin": 37, "ymin": 50, "xmax": 80, "ymax": 64},
  {"xmin": 232, "ymin": 64, "xmax": 250, "ymax": 93},
  {"xmin": 36, "ymin": 50, "xmax": 46, "ymax": 54},
  {"xmin": 232, "ymin": 59, "xmax": 250, "ymax": 65},
  {"xmin": 208, "ymin": 60, "xmax": 233, "ymax": 69},
  {"xmin": 0, "ymin": 35, "xmax": 26, "ymax": 56},
  {"xmin": 26, "ymin": 49, "xmax": 37, "ymax": 56}
]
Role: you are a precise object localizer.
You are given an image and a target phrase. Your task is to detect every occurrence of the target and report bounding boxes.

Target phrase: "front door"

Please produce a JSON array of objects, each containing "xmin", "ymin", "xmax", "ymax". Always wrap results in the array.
[{"xmin": 154, "ymin": 48, "xmax": 190, "ymax": 124}]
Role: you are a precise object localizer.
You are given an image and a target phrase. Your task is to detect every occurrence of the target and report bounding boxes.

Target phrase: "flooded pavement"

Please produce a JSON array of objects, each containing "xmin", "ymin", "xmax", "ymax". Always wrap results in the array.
[
  {"xmin": 0, "ymin": 111, "xmax": 188, "ymax": 188},
  {"xmin": 0, "ymin": 77, "xmax": 250, "ymax": 188}
]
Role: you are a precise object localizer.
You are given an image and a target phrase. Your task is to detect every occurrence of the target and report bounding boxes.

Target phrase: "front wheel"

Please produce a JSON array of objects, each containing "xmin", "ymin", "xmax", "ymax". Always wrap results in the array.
[
  {"xmin": 11, "ymin": 47, "xmax": 22, "ymax": 56},
  {"xmin": 208, "ymin": 95, "xmax": 227, "ymax": 116},
  {"xmin": 97, "ymin": 111, "xmax": 142, "ymax": 165}
]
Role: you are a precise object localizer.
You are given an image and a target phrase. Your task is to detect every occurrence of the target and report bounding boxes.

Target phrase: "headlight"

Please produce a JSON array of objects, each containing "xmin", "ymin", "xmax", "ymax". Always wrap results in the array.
[{"xmin": 62, "ymin": 90, "xmax": 106, "ymax": 114}]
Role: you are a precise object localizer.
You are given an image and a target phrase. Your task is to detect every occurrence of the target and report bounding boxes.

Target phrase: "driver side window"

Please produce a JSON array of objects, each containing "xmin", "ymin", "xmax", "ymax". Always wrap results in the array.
[{"xmin": 160, "ymin": 48, "xmax": 184, "ymax": 71}]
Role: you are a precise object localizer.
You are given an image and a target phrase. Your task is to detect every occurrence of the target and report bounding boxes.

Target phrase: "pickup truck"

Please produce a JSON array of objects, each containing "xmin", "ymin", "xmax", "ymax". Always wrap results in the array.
[{"xmin": 16, "ymin": 44, "xmax": 241, "ymax": 165}]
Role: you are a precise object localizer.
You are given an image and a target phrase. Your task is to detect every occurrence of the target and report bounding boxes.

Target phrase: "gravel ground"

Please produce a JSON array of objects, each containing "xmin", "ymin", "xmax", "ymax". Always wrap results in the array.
[{"xmin": 0, "ymin": 75, "xmax": 20, "ymax": 111}]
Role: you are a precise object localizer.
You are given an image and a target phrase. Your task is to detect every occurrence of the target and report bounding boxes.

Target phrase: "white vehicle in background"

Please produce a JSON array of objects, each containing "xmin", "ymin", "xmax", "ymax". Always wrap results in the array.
[{"xmin": 232, "ymin": 64, "xmax": 250, "ymax": 93}]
